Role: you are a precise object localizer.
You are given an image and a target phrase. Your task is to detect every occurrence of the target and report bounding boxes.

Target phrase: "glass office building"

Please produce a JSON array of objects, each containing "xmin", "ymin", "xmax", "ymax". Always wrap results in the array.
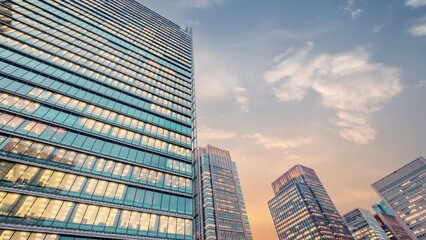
[
  {"xmin": 343, "ymin": 208, "xmax": 388, "ymax": 240},
  {"xmin": 268, "ymin": 165, "xmax": 353, "ymax": 240},
  {"xmin": 0, "ymin": 0, "xmax": 195, "ymax": 239},
  {"xmin": 194, "ymin": 145, "xmax": 252, "ymax": 240},
  {"xmin": 372, "ymin": 201, "xmax": 395, "ymax": 216},
  {"xmin": 374, "ymin": 212, "xmax": 412, "ymax": 240},
  {"xmin": 372, "ymin": 156, "xmax": 426, "ymax": 240}
]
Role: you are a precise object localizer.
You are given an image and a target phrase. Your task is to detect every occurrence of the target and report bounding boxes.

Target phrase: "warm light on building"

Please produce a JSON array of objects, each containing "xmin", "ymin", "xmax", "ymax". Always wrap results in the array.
[
  {"xmin": 268, "ymin": 165, "xmax": 354, "ymax": 240},
  {"xmin": 372, "ymin": 156, "xmax": 426, "ymax": 240},
  {"xmin": 0, "ymin": 0, "xmax": 195, "ymax": 239},
  {"xmin": 194, "ymin": 145, "xmax": 252, "ymax": 240},
  {"xmin": 343, "ymin": 208, "xmax": 388, "ymax": 240}
]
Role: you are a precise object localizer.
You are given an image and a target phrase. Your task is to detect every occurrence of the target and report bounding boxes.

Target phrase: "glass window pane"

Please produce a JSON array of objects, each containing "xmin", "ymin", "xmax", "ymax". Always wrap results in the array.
[
  {"xmin": 81, "ymin": 205, "xmax": 99, "ymax": 225},
  {"xmin": 140, "ymin": 213, "xmax": 150, "ymax": 231},
  {"xmin": 71, "ymin": 204, "xmax": 88, "ymax": 224},
  {"xmin": 119, "ymin": 210, "xmax": 131, "ymax": 229}
]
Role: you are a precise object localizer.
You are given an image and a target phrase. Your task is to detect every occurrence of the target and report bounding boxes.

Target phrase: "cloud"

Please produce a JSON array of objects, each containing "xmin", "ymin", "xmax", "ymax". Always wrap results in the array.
[
  {"xmin": 177, "ymin": 0, "xmax": 224, "ymax": 8},
  {"xmin": 416, "ymin": 80, "xmax": 426, "ymax": 88},
  {"xmin": 198, "ymin": 125, "xmax": 237, "ymax": 140},
  {"xmin": 373, "ymin": 24, "xmax": 384, "ymax": 33},
  {"xmin": 409, "ymin": 22, "xmax": 426, "ymax": 36},
  {"xmin": 234, "ymin": 87, "xmax": 250, "ymax": 113},
  {"xmin": 343, "ymin": 0, "xmax": 363, "ymax": 19},
  {"xmin": 269, "ymin": 23, "xmax": 338, "ymax": 41},
  {"xmin": 195, "ymin": 44, "xmax": 239, "ymax": 100},
  {"xmin": 406, "ymin": 0, "xmax": 426, "ymax": 8},
  {"xmin": 195, "ymin": 41, "xmax": 250, "ymax": 113},
  {"xmin": 263, "ymin": 42, "xmax": 402, "ymax": 145},
  {"xmin": 243, "ymin": 133, "xmax": 313, "ymax": 150}
]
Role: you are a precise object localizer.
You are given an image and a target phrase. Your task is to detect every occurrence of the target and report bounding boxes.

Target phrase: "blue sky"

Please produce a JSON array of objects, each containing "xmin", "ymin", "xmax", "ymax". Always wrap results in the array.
[{"xmin": 142, "ymin": 0, "xmax": 426, "ymax": 239}]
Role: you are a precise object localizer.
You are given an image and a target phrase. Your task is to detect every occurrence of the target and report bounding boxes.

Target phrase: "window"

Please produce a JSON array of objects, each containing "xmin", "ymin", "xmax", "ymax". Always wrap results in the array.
[
  {"xmin": 0, "ymin": 114, "xmax": 24, "ymax": 130},
  {"xmin": 140, "ymin": 213, "xmax": 150, "ymax": 231},
  {"xmin": 71, "ymin": 204, "xmax": 88, "ymax": 224},
  {"xmin": 26, "ymin": 197, "xmax": 48, "ymax": 218}
]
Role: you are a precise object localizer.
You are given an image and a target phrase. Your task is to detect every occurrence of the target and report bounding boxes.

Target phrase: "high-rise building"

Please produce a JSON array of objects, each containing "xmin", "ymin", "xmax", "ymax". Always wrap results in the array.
[
  {"xmin": 372, "ymin": 156, "xmax": 425, "ymax": 240},
  {"xmin": 194, "ymin": 145, "xmax": 252, "ymax": 240},
  {"xmin": 374, "ymin": 212, "xmax": 413, "ymax": 240},
  {"xmin": 343, "ymin": 208, "xmax": 388, "ymax": 240},
  {"xmin": 372, "ymin": 201, "xmax": 395, "ymax": 216},
  {"xmin": 268, "ymin": 165, "xmax": 353, "ymax": 240},
  {"xmin": 0, "ymin": 0, "xmax": 195, "ymax": 239}
]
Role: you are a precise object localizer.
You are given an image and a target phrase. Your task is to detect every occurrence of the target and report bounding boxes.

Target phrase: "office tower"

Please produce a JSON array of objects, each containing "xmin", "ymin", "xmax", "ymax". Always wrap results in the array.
[
  {"xmin": 372, "ymin": 156, "xmax": 426, "ymax": 240},
  {"xmin": 372, "ymin": 201, "xmax": 395, "ymax": 216},
  {"xmin": 0, "ymin": 0, "xmax": 195, "ymax": 239},
  {"xmin": 343, "ymin": 208, "xmax": 388, "ymax": 240},
  {"xmin": 374, "ymin": 212, "xmax": 413, "ymax": 240},
  {"xmin": 268, "ymin": 165, "xmax": 353, "ymax": 240},
  {"xmin": 194, "ymin": 145, "xmax": 252, "ymax": 240}
]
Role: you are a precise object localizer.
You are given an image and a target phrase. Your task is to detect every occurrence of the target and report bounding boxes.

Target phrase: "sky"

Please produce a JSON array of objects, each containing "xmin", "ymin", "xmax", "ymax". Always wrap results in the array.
[{"xmin": 141, "ymin": 0, "xmax": 426, "ymax": 239}]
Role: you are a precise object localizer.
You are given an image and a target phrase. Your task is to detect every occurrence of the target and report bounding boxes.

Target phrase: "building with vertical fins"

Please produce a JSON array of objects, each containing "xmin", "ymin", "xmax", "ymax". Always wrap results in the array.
[
  {"xmin": 0, "ymin": 0, "xmax": 195, "ymax": 239},
  {"xmin": 372, "ymin": 200, "xmax": 412, "ymax": 240},
  {"xmin": 268, "ymin": 165, "xmax": 353, "ymax": 240},
  {"xmin": 194, "ymin": 145, "xmax": 252, "ymax": 240},
  {"xmin": 372, "ymin": 156, "xmax": 425, "ymax": 240},
  {"xmin": 343, "ymin": 208, "xmax": 388, "ymax": 240},
  {"xmin": 374, "ymin": 212, "xmax": 413, "ymax": 240}
]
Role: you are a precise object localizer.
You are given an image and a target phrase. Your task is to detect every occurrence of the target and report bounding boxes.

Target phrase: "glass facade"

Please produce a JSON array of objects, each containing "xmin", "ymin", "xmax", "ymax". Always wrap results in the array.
[
  {"xmin": 343, "ymin": 208, "xmax": 388, "ymax": 240},
  {"xmin": 374, "ymin": 212, "xmax": 413, "ymax": 240},
  {"xmin": 372, "ymin": 201, "xmax": 395, "ymax": 216},
  {"xmin": 268, "ymin": 165, "xmax": 353, "ymax": 240},
  {"xmin": 194, "ymin": 145, "xmax": 252, "ymax": 240},
  {"xmin": 0, "ymin": 0, "xmax": 195, "ymax": 239},
  {"xmin": 0, "ymin": 230, "xmax": 107, "ymax": 240},
  {"xmin": 371, "ymin": 156, "xmax": 426, "ymax": 240}
]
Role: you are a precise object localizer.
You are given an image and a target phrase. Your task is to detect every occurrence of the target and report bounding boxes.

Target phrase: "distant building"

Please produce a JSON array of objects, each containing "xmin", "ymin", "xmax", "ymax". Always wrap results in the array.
[
  {"xmin": 374, "ymin": 212, "xmax": 413, "ymax": 240},
  {"xmin": 268, "ymin": 165, "xmax": 353, "ymax": 240},
  {"xmin": 372, "ymin": 201, "xmax": 395, "ymax": 216},
  {"xmin": 194, "ymin": 145, "xmax": 252, "ymax": 240},
  {"xmin": 343, "ymin": 208, "xmax": 388, "ymax": 240},
  {"xmin": 372, "ymin": 156, "xmax": 426, "ymax": 240}
]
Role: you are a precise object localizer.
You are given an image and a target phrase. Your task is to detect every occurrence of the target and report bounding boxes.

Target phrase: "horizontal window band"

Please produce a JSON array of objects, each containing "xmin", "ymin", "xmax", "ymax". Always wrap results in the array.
[
  {"xmin": 0, "ymin": 89, "xmax": 191, "ymax": 149},
  {"xmin": 0, "ymin": 186, "xmax": 192, "ymax": 219},
  {"xmin": 0, "ymin": 223, "xmax": 164, "ymax": 240},
  {"xmin": 0, "ymin": 108, "xmax": 192, "ymax": 162},
  {"xmin": 0, "ymin": 155, "xmax": 192, "ymax": 198},
  {"xmin": 0, "ymin": 130, "xmax": 192, "ymax": 179}
]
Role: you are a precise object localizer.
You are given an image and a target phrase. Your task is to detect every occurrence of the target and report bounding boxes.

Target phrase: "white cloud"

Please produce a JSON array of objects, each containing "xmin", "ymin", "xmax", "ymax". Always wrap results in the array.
[
  {"xmin": 234, "ymin": 87, "xmax": 250, "ymax": 113},
  {"xmin": 264, "ymin": 41, "xmax": 314, "ymax": 102},
  {"xmin": 198, "ymin": 125, "xmax": 237, "ymax": 140},
  {"xmin": 409, "ymin": 22, "xmax": 426, "ymax": 36},
  {"xmin": 406, "ymin": 0, "xmax": 426, "ymax": 8},
  {"xmin": 195, "ymin": 42, "xmax": 249, "ymax": 113},
  {"xmin": 195, "ymin": 44, "xmax": 239, "ymax": 100},
  {"xmin": 269, "ymin": 23, "xmax": 338, "ymax": 41},
  {"xmin": 343, "ymin": 0, "xmax": 363, "ymax": 19},
  {"xmin": 373, "ymin": 24, "xmax": 384, "ymax": 33},
  {"xmin": 263, "ymin": 42, "xmax": 402, "ymax": 145},
  {"xmin": 416, "ymin": 80, "xmax": 426, "ymax": 88},
  {"xmin": 178, "ymin": 0, "xmax": 224, "ymax": 8},
  {"xmin": 243, "ymin": 133, "xmax": 314, "ymax": 150}
]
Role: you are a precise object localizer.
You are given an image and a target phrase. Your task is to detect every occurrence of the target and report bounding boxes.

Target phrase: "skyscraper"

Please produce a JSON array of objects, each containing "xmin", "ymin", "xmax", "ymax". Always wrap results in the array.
[
  {"xmin": 372, "ymin": 156, "xmax": 425, "ymax": 240},
  {"xmin": 194, "ymin": 145, "xmax": 252, "ymax": 240},
  {"xmin": 374, "ymin": 212, "xmax": 413, "ymax": 240},
  {"xmin": 343, "ymin": 208, "xmax": 388, "ymax": 240},
  {"xmin": 268, "ymin": 165, "xmax": 353, "ymax": 240},
  {"xmin": 0, "ymin": 0, "xmax": 195, "ymax": 239},
  {"xmin": 372, "ymin": 201, "xmax": 395, "ymax": 216}
]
